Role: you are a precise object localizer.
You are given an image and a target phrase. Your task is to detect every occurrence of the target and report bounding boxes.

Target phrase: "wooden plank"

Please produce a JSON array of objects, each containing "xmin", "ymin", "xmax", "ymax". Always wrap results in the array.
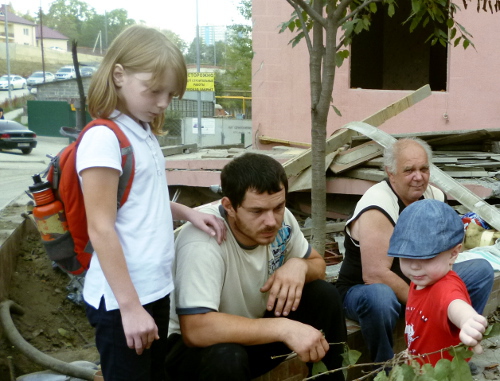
[
  {"xmin": 343, "ymin": 121, "xmax": 500, "ymax": 231},
  {"xmin": 330, "ymin": 141, "xmax": 383, "ymax": 174},
  {"xmin": 282, "ymin": 85, "xmax": 432, "ymax": 178},
  {"xmin": 288, "ymin": 151, "xmax": 340, "ymax": 192},
  {"xmin": 442, "ymin": 170, "xmax": 490, "ymax": 178},
  {"xmin": 161, "ymin": 144, "xmax": 198, "ymax": 157},
  {"xmin": 258, "ymin": 135, "xmax": 311, "ymax": 148},
  {"xmin": 425, "ymin": 130, "xmax": 493, "ymax": 146},
  {"xmin": 301, "ymin": 221, "xmax": 346, "ymax": 237},
  {"xmin": 343, "ymin": 168, "xmax": 386, "ymax": 182}
]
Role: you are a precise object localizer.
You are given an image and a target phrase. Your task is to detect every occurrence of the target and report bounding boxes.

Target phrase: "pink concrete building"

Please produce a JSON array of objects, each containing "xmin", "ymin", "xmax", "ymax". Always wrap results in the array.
[{"xmin": 251, "ymin": 0, "xmax": 500, "ymax": 147}]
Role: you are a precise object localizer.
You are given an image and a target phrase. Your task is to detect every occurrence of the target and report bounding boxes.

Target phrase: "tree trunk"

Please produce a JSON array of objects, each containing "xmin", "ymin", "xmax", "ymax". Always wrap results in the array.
[{"xmin": 310, "ymin": 15, "xmax": 338, "ymax": 255}]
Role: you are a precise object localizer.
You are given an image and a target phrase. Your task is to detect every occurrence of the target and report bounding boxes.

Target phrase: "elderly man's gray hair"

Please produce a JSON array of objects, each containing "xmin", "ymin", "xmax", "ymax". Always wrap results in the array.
[{"xmin": 383, "ymin": 137, "xmax": 433, "ymax": 174}]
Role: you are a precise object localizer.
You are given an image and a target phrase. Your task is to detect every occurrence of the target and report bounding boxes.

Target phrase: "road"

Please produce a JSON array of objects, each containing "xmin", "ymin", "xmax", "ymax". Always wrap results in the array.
[
  {"xmin": 0, "ymin": 88, "xmax": 30, "ymax": 103},
  {"xmin": 0, "ymin": 136, "xmax": 69, "ymax": 210}
]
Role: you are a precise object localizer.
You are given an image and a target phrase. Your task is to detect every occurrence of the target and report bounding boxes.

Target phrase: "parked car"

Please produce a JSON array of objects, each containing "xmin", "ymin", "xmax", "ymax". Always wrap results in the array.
[
  {"xmin": 49, "ymin": 46, "xmax": 65, "ymax": 52},
  {"xmin": 0, "ymin": 75, "xmax": 27, "ymax": 90},
  {"xmin": 27, "ymin": 71, "xmax": 55, "ymax": 89},
  {"xmin": 55, "ymin": 66, "xmax": 76, "ymax": 80},
  {"xmin": 0, "ymin": 120, "xmax": 37, "ymax": 154},
  {"xmin": 80, "ymin": 66, "xmax": 96, "ymax": 77}
]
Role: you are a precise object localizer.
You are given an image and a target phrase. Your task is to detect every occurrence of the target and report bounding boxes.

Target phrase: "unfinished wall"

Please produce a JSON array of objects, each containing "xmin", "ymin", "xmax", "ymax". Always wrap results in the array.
[{"xmin": 251, "ymin": 1, "xmax": 500, "ymax": 146}]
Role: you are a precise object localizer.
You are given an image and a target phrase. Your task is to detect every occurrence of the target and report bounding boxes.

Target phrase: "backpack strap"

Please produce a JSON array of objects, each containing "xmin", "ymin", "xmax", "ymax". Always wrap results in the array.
[{"xmin": 77, "ymin": 119, "xmax": 135, "ymax": 208}]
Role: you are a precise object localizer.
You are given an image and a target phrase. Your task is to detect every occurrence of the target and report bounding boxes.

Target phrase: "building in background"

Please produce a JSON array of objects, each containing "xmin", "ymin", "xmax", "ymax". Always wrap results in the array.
[{"xmin": 199, "ymin": 25, "xmax": 227, "ymax": 46}]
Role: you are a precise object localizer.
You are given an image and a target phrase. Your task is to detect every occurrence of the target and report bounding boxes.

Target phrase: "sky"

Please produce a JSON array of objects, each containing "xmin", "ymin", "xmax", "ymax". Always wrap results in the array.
[{"xmin": 12, "ymin": 0, "xmax": 249, "ymax": 43}]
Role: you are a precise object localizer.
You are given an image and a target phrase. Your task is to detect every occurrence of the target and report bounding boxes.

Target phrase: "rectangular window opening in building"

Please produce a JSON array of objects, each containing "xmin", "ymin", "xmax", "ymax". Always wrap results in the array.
[{"xmin": 350, "ymin": 2, "xmax": 448, "ymax": 92}]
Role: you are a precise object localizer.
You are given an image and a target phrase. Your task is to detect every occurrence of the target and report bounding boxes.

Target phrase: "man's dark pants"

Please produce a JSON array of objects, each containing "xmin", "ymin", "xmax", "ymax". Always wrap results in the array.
[{"xmin": 165, "ymin": 280, "xmax": 347, "ymax": 380}]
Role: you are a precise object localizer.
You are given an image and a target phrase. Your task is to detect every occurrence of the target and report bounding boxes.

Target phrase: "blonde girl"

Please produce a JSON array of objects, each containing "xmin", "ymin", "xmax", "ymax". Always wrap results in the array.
[{"xmin": 78, "ymin": 25, "xmax": 224, "ymax": 381}]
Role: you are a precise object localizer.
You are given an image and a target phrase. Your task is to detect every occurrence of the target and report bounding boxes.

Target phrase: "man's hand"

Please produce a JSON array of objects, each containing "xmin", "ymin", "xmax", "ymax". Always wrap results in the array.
[
  {"xmin": 260, "ymin": 258, "xmax": 308, "ymax": 317},
  {"xmin": 121, "ymin": 305, "xmax": 159, "ymax": 355},
  {"xmin": 280, "ymin": 319, "xmax": 329, "ymax": 363},
  {"xmin": 459, "ymin": 314, "xmax": 487, "ymax": 354}
]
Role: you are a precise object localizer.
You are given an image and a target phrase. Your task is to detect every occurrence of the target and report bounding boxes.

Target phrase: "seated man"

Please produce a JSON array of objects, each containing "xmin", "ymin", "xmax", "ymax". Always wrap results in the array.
[
  {"xmin": 335, "ymin": 137, "xmax": 494, "ymax": 363},
  {"xmin": 165, "ymin": 153, "xmax": 347, "ymax": 381}
]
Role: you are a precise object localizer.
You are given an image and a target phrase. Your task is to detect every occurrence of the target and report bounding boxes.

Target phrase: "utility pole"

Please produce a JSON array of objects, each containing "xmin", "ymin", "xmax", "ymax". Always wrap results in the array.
[
  {"xmin": 3, "ymin": 4, "xmax": 11, "ymax": 99},
  {"xmin": 39, "ymin": 7, "xmax": 46, "ymax": 82},
  {"xmin": 196, "ymin": 0, "xmax": 202, "ymax": 146}
]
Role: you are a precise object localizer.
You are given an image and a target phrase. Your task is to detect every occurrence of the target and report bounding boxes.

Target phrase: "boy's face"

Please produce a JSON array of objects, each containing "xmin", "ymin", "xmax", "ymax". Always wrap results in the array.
[{"xmin": 399, "ymin": 248, "xmax": 458, "ymax": 290}]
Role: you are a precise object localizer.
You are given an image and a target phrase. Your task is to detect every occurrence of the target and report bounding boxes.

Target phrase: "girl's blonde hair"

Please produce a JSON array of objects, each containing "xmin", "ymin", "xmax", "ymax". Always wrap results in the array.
[{"xmin": 88, "ymin": 25, "xmax": 187, "ymax": 135}]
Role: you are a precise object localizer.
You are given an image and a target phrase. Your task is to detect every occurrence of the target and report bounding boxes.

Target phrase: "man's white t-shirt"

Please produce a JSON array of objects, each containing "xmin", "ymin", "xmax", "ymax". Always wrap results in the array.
[{"xmin": 168, "ymin": 204, "xmax": 311, "ymax": 336}]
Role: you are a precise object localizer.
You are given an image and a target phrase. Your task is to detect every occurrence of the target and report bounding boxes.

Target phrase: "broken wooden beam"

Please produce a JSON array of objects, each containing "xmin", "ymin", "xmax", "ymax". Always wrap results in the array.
[{"xmin": 282, "ymin": 85, "xmax": 432, "ymax": 178}]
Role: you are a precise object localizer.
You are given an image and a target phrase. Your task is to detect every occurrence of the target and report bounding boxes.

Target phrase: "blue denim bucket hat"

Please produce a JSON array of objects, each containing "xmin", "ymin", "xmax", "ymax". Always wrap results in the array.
[{"xmin": 388, "ymin": 199, "xmax": 464, "ymax": 259}]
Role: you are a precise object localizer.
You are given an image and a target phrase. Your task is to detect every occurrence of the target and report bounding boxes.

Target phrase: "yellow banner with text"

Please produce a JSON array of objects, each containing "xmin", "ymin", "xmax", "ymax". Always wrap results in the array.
[{"xmin": 186, "ymin": 73, "xmax": 215, "ymax": 92}]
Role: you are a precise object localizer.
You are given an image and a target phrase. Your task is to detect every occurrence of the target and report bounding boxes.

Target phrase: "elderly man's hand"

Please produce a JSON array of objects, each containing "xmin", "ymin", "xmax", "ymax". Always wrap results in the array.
[{"xmin": 260, "ymin": 258, "xmax": 308, "ymax": 317}]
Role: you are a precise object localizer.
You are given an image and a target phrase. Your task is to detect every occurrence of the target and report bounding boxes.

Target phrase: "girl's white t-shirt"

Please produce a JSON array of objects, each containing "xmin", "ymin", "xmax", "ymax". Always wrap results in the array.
[{"xmin": 76, "ymin": 112, "xmax": 174, "ymax": 311}]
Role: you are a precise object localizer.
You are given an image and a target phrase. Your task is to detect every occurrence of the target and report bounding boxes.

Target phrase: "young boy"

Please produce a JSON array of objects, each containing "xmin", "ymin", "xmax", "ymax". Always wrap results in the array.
[{"xmin": 387, "ymin": 199, "xmax": 488, "ymax": 365}]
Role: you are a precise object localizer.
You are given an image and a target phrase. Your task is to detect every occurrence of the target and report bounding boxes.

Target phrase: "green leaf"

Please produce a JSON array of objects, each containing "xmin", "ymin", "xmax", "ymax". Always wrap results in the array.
[
  {"xmin": 370, "ymin": 2, "xmax": 377, "ymax": 13},
  {"xmin": 484, "ymin": 322, "xmax": 500, "ymax": 339},
  {"xmin": 312, "ymin": 360, "xmax": 329, "ymax": 376},
  {"xmin": 433, "ymin": 358, "xmax": 452, "ymax": 379},
  {"xmin": 448, "ymin": 345, "xmax": 473, "ymax": 361},
  {"xmin": 421, "ymin": 363, "xmax": 434, "ymax": 376},
  {"xmin": 354, "ymin": 20, "xmax": 364, "ymax": 34},
  {"xmin": 411, "ymin": 0, "xmax": 421, "ymax": 13},
  {"xmin": 335, "ymin": 52, "xmax": 345, "ymax": 68},
  {"xmin": 454, "ymin": 36, "xmax": 461, "ymax": 47},
  {"xmin": 450, "ymin": 356, "xmax": 472, "ymax": 381},
  {"xmin": 388, "ymin": 3, "xmax": 395, "ymax": 17},
  {"xmin": 374, "ymin": 370, "xmax": 389, "ymax": 381},
  {"xmin": 341, "ymin": 348, "xmax": 360, "ymax": 365},
  {"xmin": 463, "ymin": 39, "xmax": 470, "ymax": 49},
  {"xmin": 446, "ymin": 18, "xmax": 454, "ymax": 28},
  {"xmin": 397, "ymin": 363, "xmax": 418, "ymax": 379},
  {"xmin": 331, "ymin": 104, "xmax": 342, "ymax": 117},
  {"xmin": 450, "ymin": 27, "xmax": 457, "ymax": 39}
]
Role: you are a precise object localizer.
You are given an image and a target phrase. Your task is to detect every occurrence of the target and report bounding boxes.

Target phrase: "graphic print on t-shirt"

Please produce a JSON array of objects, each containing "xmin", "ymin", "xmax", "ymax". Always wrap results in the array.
[{"xmin": 268, "ymin": 224, "xmax": 292, "ymax": 274}]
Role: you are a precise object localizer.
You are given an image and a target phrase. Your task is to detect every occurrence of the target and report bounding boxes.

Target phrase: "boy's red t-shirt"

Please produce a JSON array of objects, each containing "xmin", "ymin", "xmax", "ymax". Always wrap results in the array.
[{"xmin": 405, "ymin": 270, "xmax": 471, "ymax": 365}]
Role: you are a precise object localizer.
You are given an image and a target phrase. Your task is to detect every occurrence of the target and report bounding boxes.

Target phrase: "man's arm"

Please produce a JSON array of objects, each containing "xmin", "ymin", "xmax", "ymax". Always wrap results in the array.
[
  {"xmin": 448, "ymin": 299, "xmax": 488, "ymax": 354},
  {"xmin": 180, "ymin": 312, "xmax": 329, "ymax": 363},
  {"xmin": 260, "ymin": 249, "xmax": 325, "ymax": 317},
  {"xmin": 351, "ymin": 209, "xmax": 410, "ymax": 303}
]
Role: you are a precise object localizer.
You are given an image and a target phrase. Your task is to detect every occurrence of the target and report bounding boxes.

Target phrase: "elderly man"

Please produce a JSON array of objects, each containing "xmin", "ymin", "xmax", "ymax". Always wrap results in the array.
[
  {"xmin": 165, "ymin": 153, "xmax": 347, "ymax": 380},
  {"xmin": 336, "ymin": 138, "xmax": 494, "ymax": 363}
]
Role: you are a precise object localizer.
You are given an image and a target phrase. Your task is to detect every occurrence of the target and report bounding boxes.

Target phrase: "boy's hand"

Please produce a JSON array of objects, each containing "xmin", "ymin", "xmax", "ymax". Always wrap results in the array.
[{"xmin": 459, "ymin": 314, "xmax": 488, "ymax": 354}]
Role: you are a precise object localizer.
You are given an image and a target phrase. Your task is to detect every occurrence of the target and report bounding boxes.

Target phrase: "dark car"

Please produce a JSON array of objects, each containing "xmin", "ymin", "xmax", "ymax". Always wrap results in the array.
[
  {"xmin": 0, "ymin": 120, "xmax": 37, "ymax": 154},
  {"xmin": 80, "ymin": 66, "xmax": 96, "ymax": 77}
]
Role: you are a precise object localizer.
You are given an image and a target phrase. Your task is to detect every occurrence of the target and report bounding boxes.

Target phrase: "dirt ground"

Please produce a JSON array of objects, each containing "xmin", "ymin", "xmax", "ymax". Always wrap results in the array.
[
  {"xmin": 2, "ymin": 205, "xmax": 500, "ymax": 380},
  {"xmin": 0, "ymin": 226, "xmax": 99, "ymax": 380}
]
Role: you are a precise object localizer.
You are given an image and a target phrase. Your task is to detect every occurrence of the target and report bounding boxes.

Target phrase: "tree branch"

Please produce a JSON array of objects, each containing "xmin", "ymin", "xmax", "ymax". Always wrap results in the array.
[
  {"xmin": 286, "ymin": 0, "xmax": 314, "ymax": 52},
  {"xmin": 287, "ymin": 0, "xmax": 326, "ymax": 27},
  {"xmin": 338, "ymin": 0, "xmax": 384, "ymax": 25}
]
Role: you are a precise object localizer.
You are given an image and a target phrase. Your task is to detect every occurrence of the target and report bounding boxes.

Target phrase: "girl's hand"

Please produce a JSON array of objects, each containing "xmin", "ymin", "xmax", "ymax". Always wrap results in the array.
[
  {"xmin": 121, "ymin": 305, "xmax": 159, "ymax": 355},
  {"xmin": 188, "ymin": 209, "xmax": 227, "ymax": 244}
]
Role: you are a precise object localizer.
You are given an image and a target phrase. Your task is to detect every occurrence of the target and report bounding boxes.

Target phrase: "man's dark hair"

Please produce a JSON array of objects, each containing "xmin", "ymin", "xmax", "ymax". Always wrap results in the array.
[{"xmin": 221, "ymin": 153, "xmax": 288, "ymax": 209}]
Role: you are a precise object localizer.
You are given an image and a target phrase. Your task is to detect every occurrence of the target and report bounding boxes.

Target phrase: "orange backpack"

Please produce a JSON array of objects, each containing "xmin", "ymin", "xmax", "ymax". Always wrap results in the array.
[{"xmin": 34, "ymin": 119, "xmax": 135, "ymax": 275}]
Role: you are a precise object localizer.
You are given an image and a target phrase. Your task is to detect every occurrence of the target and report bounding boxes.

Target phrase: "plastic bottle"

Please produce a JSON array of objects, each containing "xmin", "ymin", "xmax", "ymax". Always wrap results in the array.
[{"xmin": 29, "ymin": 174, "xmax": 68, "ymax": 241}]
